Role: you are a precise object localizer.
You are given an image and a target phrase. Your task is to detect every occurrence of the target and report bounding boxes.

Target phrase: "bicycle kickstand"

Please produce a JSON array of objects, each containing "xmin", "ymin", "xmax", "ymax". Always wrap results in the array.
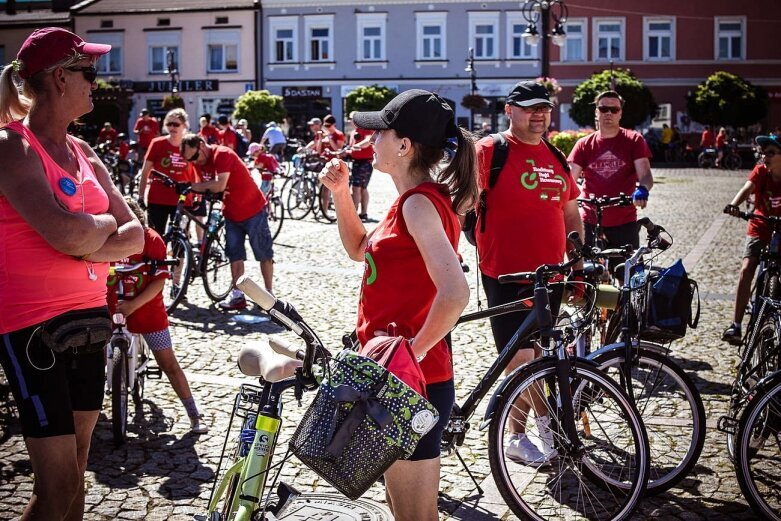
[{"xmin": 453, "ymin": 447, "xmax": 483, "ymax": 495}]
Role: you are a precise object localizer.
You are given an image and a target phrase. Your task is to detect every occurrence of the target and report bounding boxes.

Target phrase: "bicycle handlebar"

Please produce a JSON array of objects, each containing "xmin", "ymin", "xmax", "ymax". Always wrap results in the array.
[
  {"xmin": 577, "ymin": 193, "xmax": 633, "ymax": 209},
  {"xmin": 727, "ymin": 208, "xmax": 781, "ymax": 225},
  {"xmin": 110, "ymin": 258, "xmax": 180, "ymax": 275},
  {"xmin": 150, "ymin": 170, "xmax": 216, "ymax": 198}
]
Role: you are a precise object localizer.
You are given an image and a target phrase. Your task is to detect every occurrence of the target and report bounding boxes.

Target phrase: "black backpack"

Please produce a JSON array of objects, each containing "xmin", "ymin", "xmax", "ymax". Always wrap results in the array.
[
  {"xmin": 462, "ymin": 132, "xmax": 570, "ymax": 246},
  {"xmin": 233, "ymin": 128, "xmax": 250, "ymax": 158}
]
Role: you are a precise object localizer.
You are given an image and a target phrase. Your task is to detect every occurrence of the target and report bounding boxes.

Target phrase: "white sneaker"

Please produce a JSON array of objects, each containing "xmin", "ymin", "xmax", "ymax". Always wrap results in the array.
[
  {"xmin": 534, "ymin": 415, "xmax": 558, "ymax": 461},
  {"xmin": 505, "ymin": 433, "xmax": 548, "ymax": 466},
  {"xmin": 190, "ymin": 414, "xmax": 209, "ymax": 434}
]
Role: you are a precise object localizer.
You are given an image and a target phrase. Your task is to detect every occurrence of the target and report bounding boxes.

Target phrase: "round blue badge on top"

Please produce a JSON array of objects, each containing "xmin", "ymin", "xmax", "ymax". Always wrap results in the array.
[{"xmin": 59, "ymin": 177, "xmax": 77, "ymax": 196}]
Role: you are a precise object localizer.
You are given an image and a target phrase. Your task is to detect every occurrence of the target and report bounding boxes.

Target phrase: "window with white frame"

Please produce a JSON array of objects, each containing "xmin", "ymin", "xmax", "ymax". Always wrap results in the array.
[
  {"xmin": 269, "ymin": 17, "xmax": 297, "ymax": 63},
  {"xmin": 469, "ymin": 12, "xmax": 499, "ymax": 59},
  {"xmin": 304, "ymin": 15, "xmax": 334, "ymax": 62},
  {"xmin": 644, "ymin": 17, "xmax": 674, "ymax": 60},
  {"xmin": 357, "ymin": 13, "xmax": 387, "ymax": 61},
  {"xmin": 715, "ymin": 17, "xmax": 745, "ymax": 60},
  {"xmin": 88, "ymin": 32, "xmax": 123, "ymax": 74},
  {"xmin": 507, "ymin": 13, "xmax": 536, "ymax": 59},
  {"xmin": 206, "ymin": 29, "xmax": 240, "ymax": 72},
  {"xmin": 146, "ymin": 31, "xmax": 180, "ymax": 74},
  {"xmin": 593, "ymin": 18, "xmax": 624, "ymax": 61},
  {"xmin": 416, "ymin": 12, "xmax": 447, "ymax": 60},
  {"xmin": 562, "ymin": 19, "xmax": 586, "ymax": 62}
]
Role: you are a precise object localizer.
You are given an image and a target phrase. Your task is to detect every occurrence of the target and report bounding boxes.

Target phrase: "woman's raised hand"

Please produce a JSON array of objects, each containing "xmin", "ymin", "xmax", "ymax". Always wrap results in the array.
[{"xmin": 319, "ymin": 158, "xmax": 350, "ymax": 194}]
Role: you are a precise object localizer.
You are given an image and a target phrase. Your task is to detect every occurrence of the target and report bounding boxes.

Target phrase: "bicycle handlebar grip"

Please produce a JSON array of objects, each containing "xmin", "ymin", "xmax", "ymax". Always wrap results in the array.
[
  {"xmin": 497, "ymin": 272, "xmax": 535, "ymax": 284},
  {"xmin": 637, "ymin": 216, "xmax": 659, "ymax": 235},
  {"xmin": 237, "ymin": 276, "xmax": 276, "ymax": 310},
  {"xmin": 269, "ymin": 337, "xmax": 304, "ymax": 360}
]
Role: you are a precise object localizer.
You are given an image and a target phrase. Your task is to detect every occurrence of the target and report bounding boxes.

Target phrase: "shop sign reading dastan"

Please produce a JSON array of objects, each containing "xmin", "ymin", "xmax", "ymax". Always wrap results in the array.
[{"xmin": 283, "ymin": 86, "xmax": 323, "ymax": 98}]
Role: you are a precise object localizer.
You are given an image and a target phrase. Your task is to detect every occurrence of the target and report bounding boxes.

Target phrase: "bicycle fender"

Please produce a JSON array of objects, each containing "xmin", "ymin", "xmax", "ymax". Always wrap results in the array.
[
  {"xmin": 587, "ymin": 340, "xmax": 668, "ymax": 361},
  {"xmin": 480, "ymin": 357, "xmax": 601, "ymax": 429}
]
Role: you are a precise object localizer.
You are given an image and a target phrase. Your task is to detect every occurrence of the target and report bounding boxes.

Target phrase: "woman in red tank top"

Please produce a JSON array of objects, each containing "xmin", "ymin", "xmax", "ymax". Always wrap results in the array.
[
  {"xmin": 0, "ymin": 28, "xmax": 144, "ymax": 520},
  {"xmin": 320, "ymin": 90, "xmax": 477, "ymax": 521}
]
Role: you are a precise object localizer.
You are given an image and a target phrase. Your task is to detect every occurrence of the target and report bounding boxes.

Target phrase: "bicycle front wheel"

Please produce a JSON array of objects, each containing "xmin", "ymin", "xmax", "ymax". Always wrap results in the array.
[
  {"xmin": 111, "ymin": 349, "xmax": 129, "ymax": 446},
  {"xmin": 164, "ymin": 234, "xmax": 193, "ymax": 314},
  {"xmin": 488, "ymin": 359, "xmax": 649, "ymax": 521},
  {"xmin": 592, "ymin": 345, "xmax": 705, "ymax": 493},
  {"xmin": 267, "ymin": 195, "xmax": 285, "ymax": 241},
  {"xmin": 317, "ymin": 184, "xmax": 337, "ymax": 222},
  {"xmin": 202, "ymin": 225, "xmax": 233, "ymax": 302},
  {"xmin": 726, "ymin": 153, "xmax": 743, "ymax": 171},
  {"xmin": 735, "ymin": 376, "xmax": 781, "ymax": 520},
  {"xmin": 285, "ymin": 176, "xmax": 315, "ymax": 220}
]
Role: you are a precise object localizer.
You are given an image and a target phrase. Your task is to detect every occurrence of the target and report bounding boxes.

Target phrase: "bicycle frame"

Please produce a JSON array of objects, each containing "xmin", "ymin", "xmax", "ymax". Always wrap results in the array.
[{"xmin": 165, "ymin": 191, "xmax": 225, "ymax": 276}]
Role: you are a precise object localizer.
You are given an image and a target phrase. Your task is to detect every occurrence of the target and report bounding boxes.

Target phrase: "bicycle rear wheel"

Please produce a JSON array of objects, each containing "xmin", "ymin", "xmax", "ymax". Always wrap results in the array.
[
  {"xmin": 285, "ymin": 176, "xmax": 315, "ymax": 220},
  {"xmin": 111, "ymin": 347, "xmax": 129, "ymax": 446},
  {"xmin": 726, "ymin": 153, "xmax": 743, "ymax": 171},
  {"xmin": 735, "ymin": 375, "xmax": 781, "ymax": 520},
  {"xmin": 202, "ymin": 225, "xmax": 233, "ymax": 302},
  {"xmin": 163, "ymin": 234, "xmax": 192, "ymax": 314},
  {"xmin": 488, "ymin": 359, "xmax": 649, "ymax": 521},
  {"xmin": 591, "ymin": 345, "xmax": 705, "ymax": 493},
  {"xmin": 317, "ymin": 184, "xmax": 337, "ymax": 222},
  {"xmin": 267, "ymin": 195, "xmax": 285, "ymax": 241}
]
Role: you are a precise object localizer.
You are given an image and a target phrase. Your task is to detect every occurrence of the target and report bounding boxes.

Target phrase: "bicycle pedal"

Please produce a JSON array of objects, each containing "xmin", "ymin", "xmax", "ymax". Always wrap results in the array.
[
  {"xmin": 268, "ymin": 481, "xmax": 300, "ymax": 517},
  {"xmin": 146, "ymin": 366, "xmax": 163, "ymax": 379},
  {"xmin": 717, "ymin": 415, "xmax": 737, "ymax": 435}
]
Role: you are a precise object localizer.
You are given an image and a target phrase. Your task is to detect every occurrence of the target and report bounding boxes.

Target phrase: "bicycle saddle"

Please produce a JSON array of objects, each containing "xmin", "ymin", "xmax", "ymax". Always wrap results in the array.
[{"xmin": 237, "ymin": 337, "xmax": 302, "ymax": 382}]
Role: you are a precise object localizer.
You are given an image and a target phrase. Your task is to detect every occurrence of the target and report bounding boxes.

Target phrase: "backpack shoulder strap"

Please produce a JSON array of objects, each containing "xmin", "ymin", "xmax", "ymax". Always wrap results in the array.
[
  {"xmin": 488, "ymin": 132, "xmax": 509, "ymax": 189},
  {"xmin": 541, "ymin": 137, "xmax": 570, "ymax": 174}
]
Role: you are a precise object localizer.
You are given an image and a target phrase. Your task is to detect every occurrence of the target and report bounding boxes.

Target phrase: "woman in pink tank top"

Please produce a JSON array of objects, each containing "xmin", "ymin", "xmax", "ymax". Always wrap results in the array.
[
  {"xmin": 320, "ymin": 91, "xmax": 477, "ymax": 521},
  {"xmin": 0, "ymin": 28, "xmax": 144, "ymax": 520}
]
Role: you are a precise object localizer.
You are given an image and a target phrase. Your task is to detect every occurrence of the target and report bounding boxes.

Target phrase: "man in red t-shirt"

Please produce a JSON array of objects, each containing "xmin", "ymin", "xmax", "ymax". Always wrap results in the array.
[
  {"xmin": 568, "ymin": 90, "xmax": 654, "ymax": 250},
  {"xmin": 198, "ymin": 113, "xmax": 219, "ymax": 145},
  {"xmin": 347, "ymin": 111, "xmax": 375, "ymax": 221},
  {"xmin": 722, "ymin": 135, "xmax": 781, "ymax": 344},
  {"xmin": 133, "ymin": 109, "xmax": 160, "ymax": 158},
  {"xmin": 97, "ymin": 122, "xmax": 118, "ymax": 145},
  {"xmin": 216, "ymin": 114, "xmax": 237, "ymax": 151},
  {"xmin": 700, "ymin": 125, "xmax": 714, "ymax": 149},
  {"xmin": 474, "ymin": 81, "xmax": 582, "ymax": 466},
  {"xmin": 181, "ymin": 134, "xmax": 272, "ymax": 310}
]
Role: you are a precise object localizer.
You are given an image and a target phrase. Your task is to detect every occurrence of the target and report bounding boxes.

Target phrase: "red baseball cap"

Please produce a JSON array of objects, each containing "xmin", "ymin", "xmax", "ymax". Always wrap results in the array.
[{"xmin": 15, "ymin": 27, "xmax": 111, "ymax": 80}]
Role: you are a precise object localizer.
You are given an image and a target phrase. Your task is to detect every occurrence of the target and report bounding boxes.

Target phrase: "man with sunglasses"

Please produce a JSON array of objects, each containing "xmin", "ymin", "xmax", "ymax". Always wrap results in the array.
[
  {"xmin": 180, "ymin": 134, "xmax": 273, "ymax": 310},
  {"xmin": 723, "ymin": 135, "xmax": 781, "ymax": 344},
  {"xmin": 474, "ymin": 81, "xmax": 583, "ymax": 466},
  {"xmin": 568, "ymin": 90, "xmax": 654, "ymax": 250}
]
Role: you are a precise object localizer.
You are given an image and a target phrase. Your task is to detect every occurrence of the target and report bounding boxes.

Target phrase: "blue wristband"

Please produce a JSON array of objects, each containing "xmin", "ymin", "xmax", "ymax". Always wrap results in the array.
[{"xmin": 633, "ymin": 185, "xmax": 649, "ymax": 201}]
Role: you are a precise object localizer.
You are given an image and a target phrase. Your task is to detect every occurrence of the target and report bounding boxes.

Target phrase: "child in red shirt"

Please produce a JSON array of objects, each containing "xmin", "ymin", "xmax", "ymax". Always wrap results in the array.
[
  {"xmin": 107, "ymin": 199, "xmax": 208, "ymax": 434},
  {"xmin": 249, "ymin": 142, "xmax": 280, "ymax": 195}
]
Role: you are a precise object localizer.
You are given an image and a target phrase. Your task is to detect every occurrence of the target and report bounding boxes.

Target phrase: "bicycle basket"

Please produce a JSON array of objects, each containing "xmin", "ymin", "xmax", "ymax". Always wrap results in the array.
[
  {"xmin": 631, "ymin": 259, "xmax": 700, "ymax": 342},
  {"xmin": 289, "ymin": 349, "xmax": 439, "ymax": 500}
]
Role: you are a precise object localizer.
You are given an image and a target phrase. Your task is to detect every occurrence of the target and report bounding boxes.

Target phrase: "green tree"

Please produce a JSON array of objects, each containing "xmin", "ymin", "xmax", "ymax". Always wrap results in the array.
[
  {"xmin": 686, "ymin": 71, "xmax": 768, "ymax": 128},
  {"xmin": 569, "ymin": 68, "xmax": 657, "ymax": 129},
  {"xmin": 162, "ymin": 94, "xmax": 185, "ymax": 110},
  {"xmin": 344, "ymin": 85, "xmax": 398, "ymax": 114},
  {"xmin": 232, "ymin": 90, "xmax": 286, "ymax": 127}
]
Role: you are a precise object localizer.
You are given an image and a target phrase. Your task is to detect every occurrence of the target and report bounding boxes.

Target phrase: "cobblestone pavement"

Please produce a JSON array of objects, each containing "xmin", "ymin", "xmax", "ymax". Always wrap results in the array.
[{"xmin": 0, "ymin": 167, "xmax": 762, "ymax": 520}]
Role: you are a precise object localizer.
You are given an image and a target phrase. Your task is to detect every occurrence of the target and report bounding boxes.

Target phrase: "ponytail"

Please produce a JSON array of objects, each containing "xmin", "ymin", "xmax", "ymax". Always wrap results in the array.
[
  {"xmin": 437, "ymin": 127, "xmax": 478, "ymax": 215},
  {"xmin": 0, "ymin": 65, "xmax": 31, "ymax": 126}
]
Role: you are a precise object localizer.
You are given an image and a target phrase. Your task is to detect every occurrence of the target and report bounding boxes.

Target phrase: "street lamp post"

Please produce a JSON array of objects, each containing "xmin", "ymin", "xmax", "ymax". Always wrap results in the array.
[
  {"xmin": 166, "ymin": 49, "xmax": 180, "ymax": 97},
  {"xmin": 520, "ymin": 0, "xmax": 568, "ymax": 78},
  {"xmin": 464, "ymin": 47, "xmax": 477, "ymax": 129}
]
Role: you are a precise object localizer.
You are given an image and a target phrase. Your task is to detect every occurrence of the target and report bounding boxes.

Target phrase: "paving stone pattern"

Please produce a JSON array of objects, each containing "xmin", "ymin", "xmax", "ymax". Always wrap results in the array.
[{"xmin": 0, "ymin": 168, "xmax": 761, "ymax": 520}]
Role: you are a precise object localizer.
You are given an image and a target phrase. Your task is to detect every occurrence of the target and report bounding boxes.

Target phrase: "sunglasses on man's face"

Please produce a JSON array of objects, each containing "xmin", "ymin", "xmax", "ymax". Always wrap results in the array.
[
  {"xmin": 520, "ymin": 105, "xmax": 553, "ymax": 114},
  {"xmin": 186, "ymin": 147, "xmax": 200, "ymax": 162},
  {"xmin": 597, "ymin": 106, "xmax": 622, "ymax": 114},
  {"xmin": 66, "ymin": 65, "xmax": 98, "ymax": 84},
  {"xmin": 166, "ymin": 121, "xmax": 182, "ymax": 128}
]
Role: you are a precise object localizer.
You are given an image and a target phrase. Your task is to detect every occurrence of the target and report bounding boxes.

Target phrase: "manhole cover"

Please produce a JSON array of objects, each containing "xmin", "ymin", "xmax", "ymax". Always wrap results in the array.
[{"xmin": 279, "ymin": 493, "xmax": 394, "ymax": 520}]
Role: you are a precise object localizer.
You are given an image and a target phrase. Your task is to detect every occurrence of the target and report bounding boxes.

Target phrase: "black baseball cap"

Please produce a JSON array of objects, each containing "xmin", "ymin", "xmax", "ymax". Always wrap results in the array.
[
  {"xmin": 352, "ymin": 89, "xmax": 458, "ymax": 148},
  {"xmin": 756, "ymin": 135, "xmax": 781, "ymax": 150},
  {"xmin": 506, "ymin": 81, "xmax": 554, "ymax": 108}
]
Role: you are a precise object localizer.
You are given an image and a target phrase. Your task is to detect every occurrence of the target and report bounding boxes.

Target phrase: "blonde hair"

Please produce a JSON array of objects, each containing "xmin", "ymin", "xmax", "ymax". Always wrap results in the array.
[
  {"xmin": 164, "ymin": 108, "xmax": 189, "ymax": 127},
  {"xmin": 0, "ymin": 51, "xmax": 88, "ymax": 125}
]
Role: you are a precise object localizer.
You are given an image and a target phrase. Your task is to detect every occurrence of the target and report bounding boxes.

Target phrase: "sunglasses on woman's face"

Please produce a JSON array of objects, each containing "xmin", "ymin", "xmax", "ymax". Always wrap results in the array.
[
  {"xmin": 597, "ymin": 106, "xmax": 621, "ymax": 114},
  {"xmin": 66, "ymin": 65, "xmax": 98, "ymax": 84},
  {"xmin": 165, "ymin": 121, "xmax": 182, "ymax": 128}
]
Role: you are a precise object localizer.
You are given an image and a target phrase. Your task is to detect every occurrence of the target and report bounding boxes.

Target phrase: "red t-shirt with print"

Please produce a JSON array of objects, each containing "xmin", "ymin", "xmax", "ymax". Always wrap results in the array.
[
  {"xmin": 748, "ymin": 164, "xmax": 781, "ymax": 242},
  {"xmin": 475, "ymin": 133, "xmax": 580, "ymax": 279},
  {"xmin": 144, "ymin": 136, "xmax": 197, "ymax": 206},
  {"xmin": 356, "ymin": 183, "xmax": 460, "ymax": 384},
  {"xmin": 107, "ymin": 228, "xmax": 170, "ymax": 334},
  {"xmin": 195, "ymin": 145, "xmax": 266, "ymax": 222},
  {"xmin": 568, "ymin": 128, "xmax": 652, "ymax": 227}
]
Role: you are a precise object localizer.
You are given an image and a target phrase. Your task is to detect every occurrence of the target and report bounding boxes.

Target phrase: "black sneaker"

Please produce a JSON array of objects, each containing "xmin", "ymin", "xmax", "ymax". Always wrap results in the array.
[{"xmin": 722, "ymin": 324, "xmax": 742, "ymax": 346}]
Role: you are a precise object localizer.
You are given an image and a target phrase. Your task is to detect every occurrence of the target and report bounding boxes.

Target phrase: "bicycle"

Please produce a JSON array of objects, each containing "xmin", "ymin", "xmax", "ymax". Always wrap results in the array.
[
  {"xmin": 205, "ymin": 277, "xmax": 395, "ymax": 521},
  {"xmin": 150, "ymin": 171, "xmax": 233, "ymax": 313},
  {"xmin": 256, "ymin": 166, "xmax": 285, "ymax": 242},
  {"xmin": 442, "ymin": 232, "xmax": 650, "ymax": 520},
  {"xmin": 105, "ymin": 261, "xmax": 176, "ymax": 445},
  {"xmin": 579, "ymin": 219, "xmax": 706, "ymax": 494}
]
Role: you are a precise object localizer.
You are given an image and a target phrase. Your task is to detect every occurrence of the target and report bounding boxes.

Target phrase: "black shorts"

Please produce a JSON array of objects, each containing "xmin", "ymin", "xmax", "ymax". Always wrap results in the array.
[
  {"xmin": 481, "ymin": 274, "xmax": 563, "ymax": 353},
  {"xmin": 188, "ymin": 198, "xmax": 208, "ymax": 217},
  {"xmin": 146, "ymin": 203, "xmax": 177, "ymax": 235},
  {"xmin": 0, "ymin": 318, "xmax": 105, "ymax": 438},
  {"xmin": 350, "ymin": 160, "xmax": 373, "ymax": 188},
  {"xmin": 408, "ymin": 379, "xmax": 454, "ymax": 461},
  {"xmin": 584, "ymin": 221, "xmax": 640, "ymax": 250}
]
